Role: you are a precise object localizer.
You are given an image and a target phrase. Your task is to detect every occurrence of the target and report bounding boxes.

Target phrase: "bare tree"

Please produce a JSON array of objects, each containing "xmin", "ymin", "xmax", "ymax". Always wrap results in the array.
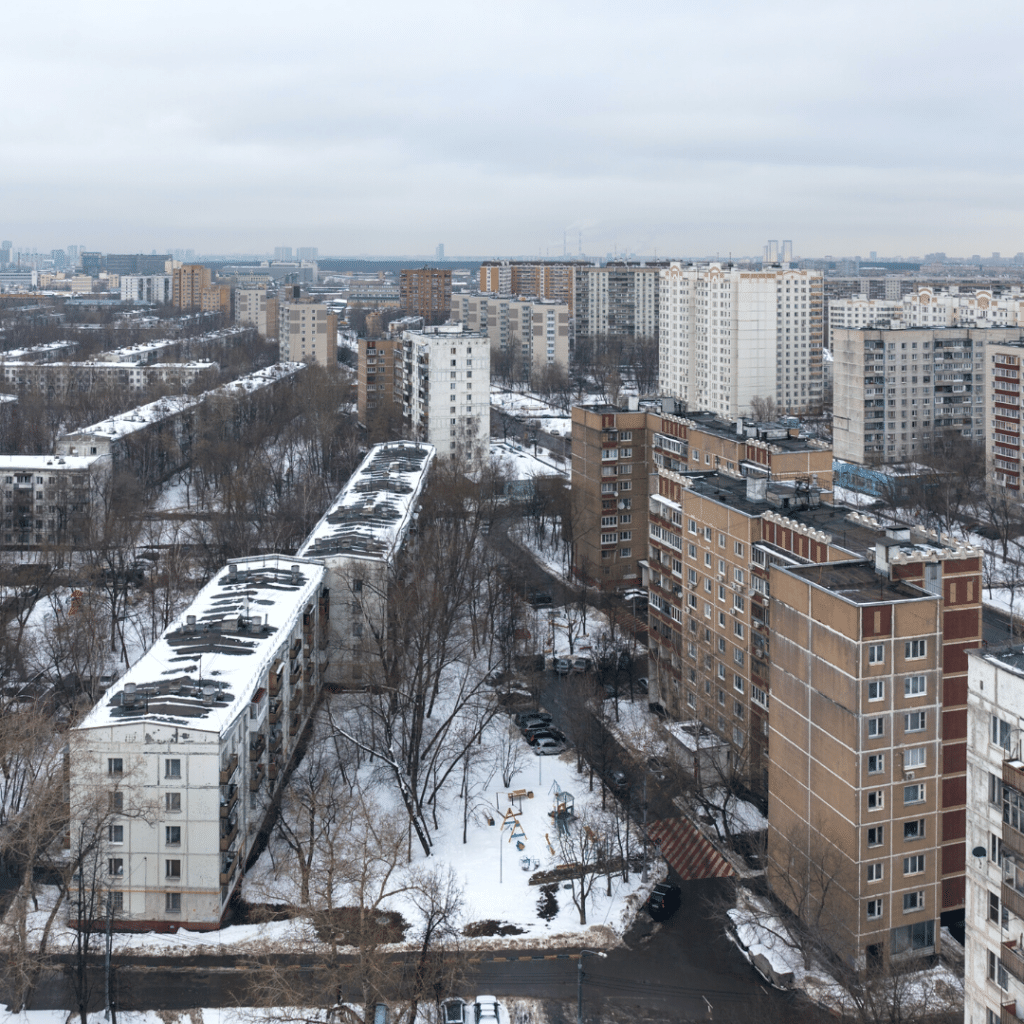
[
  {"xmin": 555, "ymin": 810, "xmax": 604, "ymax": 925},
  {"xmin": 749, "ymin": 395, "xmax": 779, "ymax": 422}
]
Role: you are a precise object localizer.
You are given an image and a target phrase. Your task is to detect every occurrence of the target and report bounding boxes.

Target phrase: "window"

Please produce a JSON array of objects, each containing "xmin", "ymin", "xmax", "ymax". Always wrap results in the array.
[
  {"xmin": 904, "ymin": 783, "xmax": 925, "ymax": 805},
  {"xmin": 166, "ymin": 792, "xmax": 181, "ymax": 812},
  {"xmin": 108, "ymin": 891, "xmax": 123, "ymax": 911},
  {"xmin": 108, "ymin": 858, "xmax": 124, "ymax": 876},
  {"xmin": 868, "ymin": 826, "xmax": 884, "ymax": 847},
  {"xmin": 990, "ymin": 772, "xmax": 1003, "ymax": 805},
  {"xmin": 905, "ymin": 639, "xmax": 926, "ymax": 660},
  {"xmin": 166, "ymin": 892, "xmax": 181, "ymax": 913},
  {"xmin": 868, "ymin": 680, "xmax": 884, "ymax": 701},
  {"xmin": 868, "ymin": 790, "xmax": 884, "ymax": 810},
  {"xmin": 904, "ymin": 711, "xmax": 926, "ymax": 734},
  {"xmin": 899, "ymin": 890, "xmax": 928, "ymax": 919},
  {"xmin": 165, "ymin": 826, "xmax": 181, "ymax": 847},
  {"xmin": 903, "ymin": 854, "xmax": 924, "ymax": 875},
  {"xmin": 109, "ymin": 792, "xmax": 123, "ymax": 813},
  {"xmin": 868, "ymin": 754, "xmax": 884, "ymax": 775},
  {"xmin": 868, "ymin": 717, "xmax": 885, "ymax": 738},
  {"xmin": 734, "ymin": 541, "xmax": 744, "ymax": 556},
  {"xmin": 108, "ymin": 825, "xmax": 124, "ymax": 844},
  {"xmin": 993, "ymin": 716, "xmax": 1012, "ymax": 751},
  {"xmin": 893, "ymin": 920, "xmax": 935, "ymax": 955},
  {"xmin": 107, "ymin": 758, "xmax": 123, "ymax": 776},
  {"xmin": 990, "ymin": 891, "xmax": 1001, "ymax": 924},
  {"xmin": 904, "ymin": 675, "xmax": 926, "ymax": 697},
  {"xmin": 869, "ymin": 644, "xmax": 884, "ymax": 664},
  {"xmin": 904, "ymin": 818, "xmax": 925, "ymax": 841},
  {"xmin": 989, "ymin": 948, "xmax": 1009, "ymax": 988},
  {"xmin": 165, "ymin": 759, "xmax": 181, "ymax": 779},
  {"xmin": 733, "ymin": 675, "xmax": 744, "ymax": 694},
  {"xmin": 165, "ymin": 859, "xmax": 181, "ymax": 879},
  {"xmin": 867, "ymin": 863, "xmax": 884, "ymax": 882},
  {"xmin": 867, "ymin": 899, "xmax": 883, "ymax": 920},
  {"xmin": 905, "ymin": 747, "xmax": 926, "ymax": 769}
]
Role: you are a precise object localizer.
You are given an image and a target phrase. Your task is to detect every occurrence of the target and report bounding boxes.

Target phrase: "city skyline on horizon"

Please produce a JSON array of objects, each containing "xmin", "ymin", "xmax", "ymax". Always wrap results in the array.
[{"xmin": 2, "ymin": 1, "xmax": 1022, "ymax": 261}]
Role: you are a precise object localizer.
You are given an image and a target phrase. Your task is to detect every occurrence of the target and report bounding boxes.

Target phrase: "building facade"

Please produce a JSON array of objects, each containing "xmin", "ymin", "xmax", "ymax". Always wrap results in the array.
[
  {"xmin": 173, "ymin": 265, "xmax": 212, "ymax": 310},
  {"xmin": 402, "ymin": 324, "xmax": 489, "ymax": 462},
  {"xmin": 121, "ymin": 275, "xmax": 173, "ymax": 305},
  {"xmin": 399, "ymin": 268, "xmax": 451, "ymax": 325},
  {"xmin": 278, "ymin": 301, "xmax": 338, "ymax": 365},
  {"xmin": 450, "ymin": 293, "xmax": 570, "ymax": 377},
  {"xmin": 357, "ymin": 336, "xmax": 403, "ymax": 427},
  {"xmin": 574, "ymin": 262, "xmax": 664, "ymax": 341},
  {"xmin": 478, "ymin": 261, "xmax": 583, "ymax": 314},
  {"xmin": 235, "ymin": 288, "xmax": 270, "ymax": 336},
  {"xmin": 70, "ymin": 556, "xmax": 328, "ymax": 931},
  {"xmin": 964, "ymin": 645, "xmax": 1024, "ymax": 1024},
  {"xmin": 831, "ymin": 326, "xmax": 1016, "ymax": 465},
  {"xmin": 658, "ymin": 262, "xmax": 824, "ymax": 418}
]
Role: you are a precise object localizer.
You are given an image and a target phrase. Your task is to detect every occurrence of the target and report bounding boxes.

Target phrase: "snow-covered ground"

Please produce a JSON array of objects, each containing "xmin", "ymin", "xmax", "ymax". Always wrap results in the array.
[{"xmin": 490, "ymin": 441, "xmax": 568, "ymax": 482}]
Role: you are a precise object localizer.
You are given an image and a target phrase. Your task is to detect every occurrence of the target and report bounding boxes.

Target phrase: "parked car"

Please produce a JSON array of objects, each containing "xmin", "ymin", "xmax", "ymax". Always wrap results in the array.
[
  {"xmin": 533, "ymin": 737, "xmax": 567, "ymax": 756},
  {"xmin": 646, "ymin": 756, "xmax": 668, "ymax": 782},
  {"xmin": 570, "ymin": 657, "xmax": 592, "ymax": 674},
  {"xmin": 514, "ymin": 711, "xmax": 552, "ymax": 728},
  {"xmin": 554, "ymin": 657, "xmax": 570, "ymax": 674},
  {"xmin": 647, "ymin": 882, "xmax": 682, "ymax": 920},
  {"xmin": 609, "ymin": 769, "xmax": 629, "ymax": 788},
  {"xmin": 528, "ymin": 590, "xmax": 553, "ymax": 607},
  {"xmin": 524, "ymin": 726, "xmax": 566, "ymax": 745}
]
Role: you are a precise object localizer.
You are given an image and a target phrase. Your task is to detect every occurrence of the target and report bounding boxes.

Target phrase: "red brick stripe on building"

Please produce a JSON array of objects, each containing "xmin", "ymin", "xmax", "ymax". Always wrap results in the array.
[{"xmin": 647, "ymin": 817, "xmax": 734, "ymax": 880}]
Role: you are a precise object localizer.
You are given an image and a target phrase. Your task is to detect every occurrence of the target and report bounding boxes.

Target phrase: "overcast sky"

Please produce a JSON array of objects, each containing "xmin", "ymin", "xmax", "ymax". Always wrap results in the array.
[{"xmin": 3, "ymin": 0, "xmax": 1021, "ymax": 259}]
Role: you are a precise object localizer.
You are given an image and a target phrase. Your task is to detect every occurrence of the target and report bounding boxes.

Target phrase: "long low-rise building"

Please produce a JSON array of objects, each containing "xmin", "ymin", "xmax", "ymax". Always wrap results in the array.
[
  {"xmin": 296, "ymin": 440, "xmax": 435, "ymax": 687},
  {"xmin": 0, "ymin": 360, "xmax": 218, "ymax": 394},
  {"xmin": 70, "ymin": 555, "xmax": 329, "ymax": 931}
]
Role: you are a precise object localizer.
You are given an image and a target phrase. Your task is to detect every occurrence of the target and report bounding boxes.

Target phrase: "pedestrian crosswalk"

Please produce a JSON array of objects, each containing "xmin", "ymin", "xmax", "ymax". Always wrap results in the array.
[{"xmin": 647, "ymin": 817, "xmax": 734, "ymax": 880}]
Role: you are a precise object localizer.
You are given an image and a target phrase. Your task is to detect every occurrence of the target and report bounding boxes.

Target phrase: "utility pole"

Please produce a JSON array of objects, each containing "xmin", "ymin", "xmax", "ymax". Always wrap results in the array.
[{"xmin": 577, "ymin": 949, "xmax": 607, "ymax": 1024}]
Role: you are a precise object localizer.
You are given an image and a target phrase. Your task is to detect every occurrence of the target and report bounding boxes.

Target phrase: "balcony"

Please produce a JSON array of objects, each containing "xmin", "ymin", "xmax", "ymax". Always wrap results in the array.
[
  {"xmin": 269, "ymin": 701, "xmax": 282, "ymax": 725},
  {"xmin": 1006, "ymin": 824, "xmax": 1024, "ymax": 864},
  {"xmin": 220, "ymin": 819, "xmax": 238, "ymax": 852},
  {"xmin": 249, "ymin": 733, "xmax": 266, "ymax": 761},
  {"xmin": 269, "ymin": 666, "xmax": 283, "ymax": 697},
  {"xmin": 269, "ymin": 763, "xmax": 279, "ymax": 782},
  {"xmin": 220, "ymin": 852, "xmax": 239, "ymax": 886},
  {"xmin": 219, "ymin": 753, "xmax": 238, "ymax": 785},
  {"xmin": 1003, "ymin": 1001, "xmax": 1022, "ymax": 1024},
  {"xmin": 269, "ymin": 733, "xmax": 283, "ymax": 755},
  {"xmin": 249, "ymin": 763, "xmax": 266, "ymax": 791},
  {"xmin": 289, "ymin": 716, "xmax": 300, "ymax": 737},
  {"xmin": 220, "ymin": 785, "xmax": 237, "ymax": 818},
  {"xmin": 292, "ymin": 686, "xmax": 303, "ymax": 705}
]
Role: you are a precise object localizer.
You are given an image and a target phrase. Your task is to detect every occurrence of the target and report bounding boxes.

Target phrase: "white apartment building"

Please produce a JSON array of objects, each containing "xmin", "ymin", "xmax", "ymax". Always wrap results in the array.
[
  {"xmin": 1, "ymin": 453, "xmax": 110, "ymax": 548},
  {"xmin": 121, "ymin": 275, "xmax": 173, "ymax": 305},
  {"xmin": 450, "ymin": 293, "xmax": 570, "ymax": 376},
  {"xmin": 964, "ymin": 645, "xmax": 1024, "ymax": 1024},
  {"xmin": 987, "ymin": 342, "xmax": 1024, "ymax": 495},
  {"xmin": 574, "ymin": 263, "xmax": 663, "ymax": 340},
  {"xmin": 402, "ymin": 324, "xmax": 489, "ymax": 462},
  {"xmin": 902, "ymin": 287, "xmax": 1024, "ymax": 329},
  {"xmin": 827, "ymin": 295, "xmax": 903, "ymax": 345},
  {"xmin": 235, "ymin": 288, "xmax": 270, "ymax": 336},
  {"xmin": 297, "ymin": 440, "xmax": 435, "ymax": 687},
  {"xmin": 278, "ymin": 301, "xmax": 337, "ymax": 365},
  {"xmin": 658, "ymin": 262, "xmax": 824, "ymax": 417},
  {"xmin": 70, "ymin": 556, "xmax": 327, "ymax": 932}
]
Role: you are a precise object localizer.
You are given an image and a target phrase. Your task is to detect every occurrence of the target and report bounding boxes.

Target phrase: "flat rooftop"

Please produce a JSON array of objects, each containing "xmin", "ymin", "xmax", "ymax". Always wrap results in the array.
[
  {"xmin": 78, "ymin": 555, "xmax": 325, "ymax": 734},
  {"xmin": 297, "ymin": 440, "xmax": 435, "ymax": 561},
  {"xmin": 785, "ymin": 560, "xmax": 931, "ymax": 605},
  {"xmin": 680, "ymin": 471, "xmax": 933, "ymax": 560}
]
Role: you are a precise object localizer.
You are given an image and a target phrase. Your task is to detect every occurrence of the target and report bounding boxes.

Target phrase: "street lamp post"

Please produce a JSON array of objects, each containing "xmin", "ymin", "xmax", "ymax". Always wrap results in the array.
[
  {"xmin": 577, "ymin": 948, "xmax": 607, "ymax": 1024},
  {"xmin": 642, "ymin": 771, "xmax": 649, "ymax": 884}
]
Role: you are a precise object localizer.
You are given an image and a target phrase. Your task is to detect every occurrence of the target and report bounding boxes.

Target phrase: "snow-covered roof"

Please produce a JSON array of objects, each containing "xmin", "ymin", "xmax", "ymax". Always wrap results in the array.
[
  {"xmin": 664, "ymin": 719, "xmax": 728, "ymax": 752},
  {"xmin": 0, "ymin": 341, "xmax": 78, "ymax": 361},
  {"xmin": 0, "ymin": 454, "xmax": 106, "ymax": 471},
  {"xmin": 297, "ymin": 440, "xmax": 435, "ymax": 562},
  {"xmin": 78, "ymin": 555, "xmax": 325, "ymax": 736},
  {"xmin": 65, "ymin": 363, "xmax": 304, "ymax": 441}
]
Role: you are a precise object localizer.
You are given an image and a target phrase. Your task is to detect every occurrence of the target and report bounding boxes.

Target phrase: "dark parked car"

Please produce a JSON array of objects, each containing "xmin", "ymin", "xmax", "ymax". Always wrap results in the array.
[
  {"xmin": 528, "ymin": 591, "xmax": 553, "ymax": 607},
  {"xmin": 514, "ymin": 711, "xmax": 552, "ymax": 728},
  {"xmin": 647, "ymin": 882, "xmax": 682, "ymax": 920},
  {"xmin": 524, "ymin": 726, "xmax": 566, "ymax": 745}
]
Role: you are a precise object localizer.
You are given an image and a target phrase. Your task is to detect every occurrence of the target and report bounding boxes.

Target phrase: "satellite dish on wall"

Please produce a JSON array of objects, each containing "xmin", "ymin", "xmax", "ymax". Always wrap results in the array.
[
  {"xmin": 972, "ymin": 846, "xmax": 988, "ymax": 858},
  {"xmin": 618, "ymin": 500, "xmax": 626, "ymax": 509}
]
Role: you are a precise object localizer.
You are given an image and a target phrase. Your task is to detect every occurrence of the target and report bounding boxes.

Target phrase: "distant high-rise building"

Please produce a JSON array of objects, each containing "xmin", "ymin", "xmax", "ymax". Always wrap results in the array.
[
  {"xmin": 274, "ymin": 246, "xmax": 293, "ymax": 261},
  {"xmin": 66, "ymin": 245, "xmax": 81, "ymax": 268},
  {"xmin": 399, "ymin": 267, "xmax": 452, "ymax": 326},
  {"xmin": 574, "ymin": 262, "xmax": 665, "ymax": 340},
  {"xmin": 50, "ymin": 249, "xmax": 67, "ymax": 270},
  {"xmin": 764, "ymin": 240, "xmax": 779, "ymax": 263},
  {"xmin": 278, "ymin": 299, "xmax": 338, "ymax": 365},
  {"xmin": 106, "ymin": 254, "xmax": 171, "ymax": 275},
  {"xmin": 80, "ymin": 252, "xmax": 103, "ymax": 276},
  {"xmin": 478, "ymin": 260, "xmax": 585, "ymax": 315},
  {"xmin": 296, "ymin": 247, "xmax": 318, "ymax": 261},
  {"xmin": 1, "ymin": 241, "xmax": 13, "ymax": 267},
  {"xmin": 781, "ymin": 240, "xmax": 792, "ymax": 263},
  {"xmin": 172, "ymin": 264, "xmax": 212, "ymax": 310},
  {"xmin": 435, "ymin": 243, "xmax": 445, "ymax": 260},
  {"xmin": 658, "ymin": 262, "xmax": 824, "ymax": 416}
]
